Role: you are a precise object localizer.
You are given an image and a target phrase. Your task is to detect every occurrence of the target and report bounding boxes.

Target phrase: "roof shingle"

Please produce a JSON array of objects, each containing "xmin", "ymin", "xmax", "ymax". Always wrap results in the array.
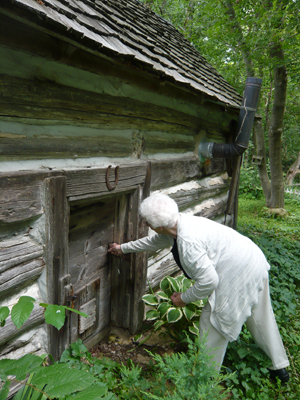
[{"xmin": 4, "ymin": 0, "xmax": 242, "ymax": 107}]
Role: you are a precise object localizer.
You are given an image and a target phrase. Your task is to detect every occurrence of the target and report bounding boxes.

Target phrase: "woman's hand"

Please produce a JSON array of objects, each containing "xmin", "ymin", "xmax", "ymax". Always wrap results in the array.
[
  {"xmin": 108, "ymin": 243, "xmax": 123, "ymax": 257},
  {"xmin": 170, "ymin": 292, "xmax": 186, "ymax": 308}
]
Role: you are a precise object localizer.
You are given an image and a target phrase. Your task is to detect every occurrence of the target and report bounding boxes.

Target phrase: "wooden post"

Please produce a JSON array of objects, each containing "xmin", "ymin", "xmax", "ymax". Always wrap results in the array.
[
  {"xmin": 44, "ymin": 176, "xmax": 70, "ymax": 360},
  {"xmin": 129, "ymin": 162, "xmax": 151, "ymax": 333},
  {"xmin": 110, "ymin": 162, "xmax": 151, "ymax": 333},
  {"xmin": 110, "ymin": 194, "xmax": 131, "ymax": 328}
]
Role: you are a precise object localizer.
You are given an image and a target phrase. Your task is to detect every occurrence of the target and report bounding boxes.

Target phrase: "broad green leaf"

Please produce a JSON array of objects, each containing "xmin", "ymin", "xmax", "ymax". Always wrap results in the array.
[
  {"xmin": 71, "ymin": 340, "xmax": 88, "ymax": 357},
  {"xmin": 0, "ymin": 354, "xmax": 43, "ymax": 380},
  {"xmin": 65, "ymin": 383, "xmax": 108, "ymax": 399},
  {"xmin": 145, "ymin": 309, "xmax": 160, "ymax": 320},
  {"xmin": 31, "ymin": 364, "xmax": 96, "ymax": 398},
  {"xmin": 157, "ymin": 302, "xmax": 172, "ymax": 319},
  {"xmin": 237, "ymin": 347, "xmax": 249, "ymax": 359},
  {"xmin": 182, "ymin": 278, "xmax": 192, "ymax": 292},
  {"xmin": 156, "ymin": 291, "xmax": 170, "ymax": 301},
  {"xmin": 166, "ymin": 307, "xmax": 182, "ymax": 323},
  {"xmin": 175, "ymin": 275, "xmax": 185, "ymax": 285},
  {"xmin": 0, "ymin": 380, "xmax": 10, "ymax": 400},
  {"xmin": 167, "ymin": 277, "xmax": 180, "ymax": 293},
  {"xmin": 44, "ymin": 305, "xmax": 65, "ymax": 330},
  {"xmin": 160, "ymin": 277, "xmax": 171, "ymax": 292},
  {"xmin": 142, "ymin": 294, "xmax": 159, "ymax": 306},
  {"xmin": 11, "ymin": 299, "xmax": 35, "ymax": 329},
  {"xmin": 183, "ymin": 304, "xmax": 197, "ymax": 321},
  {"xmin": 160, "ymin": 277, "xmax": 172, "ymax": 298},
  {"xmin": 18, "ymin": 296, "xmax": 36, "ymax": 303},
  {"xmin": 189, "ymin": 325, "xmax": 199, "ymax": 336},
  {"xmin": 0, "ymin": 306, "xmax": 9, "ymax": 324},
  {"xmin": 191, "ymin": 299, "xmax": 203, "ymax": 308}
]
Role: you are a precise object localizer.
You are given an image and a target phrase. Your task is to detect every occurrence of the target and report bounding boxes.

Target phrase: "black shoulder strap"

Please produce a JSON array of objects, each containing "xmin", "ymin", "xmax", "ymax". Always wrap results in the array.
[{"xmin": 171, "ymin": 239, "xmax": 191, "ymax": 280}]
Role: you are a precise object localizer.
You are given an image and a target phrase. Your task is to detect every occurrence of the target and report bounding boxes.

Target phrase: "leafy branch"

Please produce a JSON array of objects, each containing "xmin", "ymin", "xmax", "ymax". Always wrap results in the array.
[{"xmin": 0, "ymin": 296, "xmax": 88, "ymax": 331}]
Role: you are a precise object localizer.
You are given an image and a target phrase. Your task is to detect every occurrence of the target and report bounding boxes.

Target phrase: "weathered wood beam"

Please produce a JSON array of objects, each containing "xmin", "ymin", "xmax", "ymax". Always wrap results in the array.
[
  {"xmin": 0, "ymin": 258, "xmax": 44, "ymax": 301},
  {"xmin": 110, "ymin": 194, "xmax": 131, "ymax": 328},
  {"xmin": 44, "ymin": 176, "xmax": 70, "ymax": 360},
  {"xmin": 0, "ymin": 171, "xmax": 61, "ymax": 224},
  {"xmin": 150, "ymin": 157, "xmax": 226, "ymax": 191},
  {"xmin": 0, "ymin": 177, "xmax": 42, "ymax": 224},
  {"xmin": 0, "ymin": 75, "xmax": 199, "ymax": 135},
  {"xmin": 0, "ymin": 305, "xmax": 44, "ymax": 347},
  {"xmin": 66, "ymin": 163, "xmax": 148, "ymax": 201},
  {"xmin": 0, "ymin": 236, "xmax": 43, "ymax": 273}
]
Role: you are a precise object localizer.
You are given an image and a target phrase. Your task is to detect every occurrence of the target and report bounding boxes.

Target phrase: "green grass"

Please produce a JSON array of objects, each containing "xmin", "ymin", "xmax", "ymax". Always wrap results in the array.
[
  {"xmin": 223, "ymin": 192, "xmax": 300, "ymax": 399},
  {"xmin": 237, "ymin": 194, "xmax": 300, "ymax": 240}
]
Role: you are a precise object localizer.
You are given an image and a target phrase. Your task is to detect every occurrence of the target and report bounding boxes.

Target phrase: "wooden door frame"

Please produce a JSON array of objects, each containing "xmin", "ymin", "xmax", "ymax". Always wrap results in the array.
[{"xmin": 44, "ymin": 162, "xmax": 151, "ymax": 358}]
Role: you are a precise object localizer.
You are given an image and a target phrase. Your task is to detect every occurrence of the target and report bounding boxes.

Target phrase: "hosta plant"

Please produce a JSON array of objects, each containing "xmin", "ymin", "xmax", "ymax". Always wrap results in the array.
[{"xmin": 141, "ymin": 275, "xmax": 204, "ymax": 343}]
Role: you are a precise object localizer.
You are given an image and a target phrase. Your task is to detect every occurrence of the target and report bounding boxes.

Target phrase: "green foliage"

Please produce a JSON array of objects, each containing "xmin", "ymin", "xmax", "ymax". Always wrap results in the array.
[
  {"xmin": 0, "ymin": 337, "xmax": 230, "ymax": 400},
  {"xmin": 142, "ymin": 334, "xmax": 231, "ymax": 400},
  {"xmin": 44, "ymin": 305, "xmax": 66, "ymax": 331},
  {"xmin": 221, "ymin": 192, "xmax": 300, "ymax": 399},
  {"xmin": 0, "ymin": 352, "xmax": 103, "ymax": 400},
  {"xmin": 239, "ymin": 166, "xmax": 264, "ymax": 200},
  {"xmin": 142, "ymin": 275, "xmax": 204, "ymax": 342},
  {"xmin": 11, "ymin": 296, "xmax": 35, "ymax": 329},
  {"xmin": 0, "ymin": 297, "xmax": 88, "ymax": 332}
]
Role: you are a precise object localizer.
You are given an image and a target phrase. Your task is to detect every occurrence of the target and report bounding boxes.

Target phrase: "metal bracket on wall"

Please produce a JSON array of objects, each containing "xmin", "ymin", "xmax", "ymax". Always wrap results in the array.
[{"xmin": 252, "ymin": 155, "xmax": 263, "ymax": 165}]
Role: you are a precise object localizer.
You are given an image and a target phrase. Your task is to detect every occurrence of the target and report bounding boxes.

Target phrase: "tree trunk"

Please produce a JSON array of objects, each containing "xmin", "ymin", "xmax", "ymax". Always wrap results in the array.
[
  {"xmin": 286, "ymin": 151, "xmax": 300, "ymax": 186},
  {"xmin": 268, "ymin": 42, "xmax": 287, "ymax": 208},
  {"xmin": 253, "ymin": 118, "xmax": 271, "ymax": 206}
]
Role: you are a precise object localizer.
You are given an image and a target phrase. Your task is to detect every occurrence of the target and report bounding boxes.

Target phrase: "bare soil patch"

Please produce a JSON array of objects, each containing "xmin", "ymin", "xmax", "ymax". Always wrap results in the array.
[{"xmin": 90, "ymin": 324, "xmax": 179, "ymax": 368}]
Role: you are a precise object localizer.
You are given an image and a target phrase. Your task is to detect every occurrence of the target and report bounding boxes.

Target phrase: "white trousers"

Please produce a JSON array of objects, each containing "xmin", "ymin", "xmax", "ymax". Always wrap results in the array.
[{"xmin": 199, "ymin": 278, "xmax": 290, "ymax": 371}]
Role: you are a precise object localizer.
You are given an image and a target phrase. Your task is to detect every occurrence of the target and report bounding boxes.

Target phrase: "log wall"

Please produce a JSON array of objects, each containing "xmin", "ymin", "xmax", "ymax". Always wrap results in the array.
[{"xmin": 0, "ymin": 11, "xmax": 239, "ymax": 363}]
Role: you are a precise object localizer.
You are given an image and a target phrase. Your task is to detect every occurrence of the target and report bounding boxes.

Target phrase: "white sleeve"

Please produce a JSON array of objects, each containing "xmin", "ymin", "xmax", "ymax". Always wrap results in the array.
[
  {"xmin": 121, "ymin": 233, "xmax": 173, "ymax": 254},
  {"xmin": 181, "ymin": 254, "xmax": 219, "ymax": 304}
]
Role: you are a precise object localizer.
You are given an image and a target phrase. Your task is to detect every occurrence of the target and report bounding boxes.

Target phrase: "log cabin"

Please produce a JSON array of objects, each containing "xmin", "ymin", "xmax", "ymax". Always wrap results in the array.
[{"xmin": 0, "ymin": 0, "xmax": 250, "ymax": 370}]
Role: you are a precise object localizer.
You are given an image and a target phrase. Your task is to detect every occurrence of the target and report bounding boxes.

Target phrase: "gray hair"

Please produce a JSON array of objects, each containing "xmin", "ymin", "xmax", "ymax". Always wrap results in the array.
[{"xmin": 139, "ymin": 193, "xmax": 179, "ymax": 228}]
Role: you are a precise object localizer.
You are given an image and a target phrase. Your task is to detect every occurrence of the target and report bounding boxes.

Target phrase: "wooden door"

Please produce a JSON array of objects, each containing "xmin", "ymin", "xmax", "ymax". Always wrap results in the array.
[
  {"xmin": 68, "ymin": 195, "xmax": 116, "ymax": 347},
  {"xmin": 44, "ymin": 163, "xmax": 151, "ymax": 358}
]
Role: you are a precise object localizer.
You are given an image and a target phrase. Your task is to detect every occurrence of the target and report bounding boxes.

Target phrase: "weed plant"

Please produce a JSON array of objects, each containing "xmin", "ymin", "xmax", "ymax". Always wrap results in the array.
[{"xmin": 7, "ymin": 336, "xmax": 231, "ymax": 399}]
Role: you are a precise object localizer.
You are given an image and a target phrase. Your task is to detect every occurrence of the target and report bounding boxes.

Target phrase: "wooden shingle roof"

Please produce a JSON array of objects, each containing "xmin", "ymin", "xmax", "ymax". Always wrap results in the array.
[{"xmin": 2, "ymin": 0, "xmax": 242, "ymax": 107}]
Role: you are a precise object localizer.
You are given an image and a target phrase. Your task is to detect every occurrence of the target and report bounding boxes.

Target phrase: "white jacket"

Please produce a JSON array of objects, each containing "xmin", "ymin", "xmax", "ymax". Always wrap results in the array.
[{"xmin": 121, "ymin": 213, "xmax": 270, "ymax": 341}]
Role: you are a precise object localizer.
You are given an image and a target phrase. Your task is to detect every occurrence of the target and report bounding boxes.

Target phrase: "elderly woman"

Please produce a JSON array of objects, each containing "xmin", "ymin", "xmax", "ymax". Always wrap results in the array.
[{"xmin": 108, "ymin": 193, "xmax": 289, "ymax": 382}]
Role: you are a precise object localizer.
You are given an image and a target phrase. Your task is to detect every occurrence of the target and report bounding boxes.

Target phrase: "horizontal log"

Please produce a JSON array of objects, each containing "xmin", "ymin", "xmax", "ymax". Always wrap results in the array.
[
  {"xmin": 0, "ymin": 258, "xmax": 45, "ymax": 301},
  {"xmin": 143, "ymin": 133, "xmax": 194, "ymax": 154},
  {"xmin": 0, "ymin": 236, "xmax": 43, "ymax": 273},
  {"xmin": 0, "ymin": 75, "xmax": 199, "ymax": 135},
  {"xmin": 167, "ymin": 175, "xmax": 229, "ymax": 211},
  {"xmin": 150, "ymin": 157, "xmax": 226, "ymax": 191},
  {"xmin": 66, "ymin": 163, "xmax": 148, "ymax": 201},
  {"xmin": 0, "ymin": 305, "xmax": 45, "ymax": 347},
  {"xmin": 0, "ymin": 181, "xmax": 42, "ymax": 224},
  {"xmin": 0, "ymin": 135, "xmax": 132, "ymax": 159},
  {"xmin": 147, "ymin": 251, "xmax": 179, "ymax": 291},
  {"xmin": 194, "ymin": 195, "xmax": 228, "ymax": 219},
  {"xmin": 0, "ymin": 170, "xmax": 62, "ymax": 224}
]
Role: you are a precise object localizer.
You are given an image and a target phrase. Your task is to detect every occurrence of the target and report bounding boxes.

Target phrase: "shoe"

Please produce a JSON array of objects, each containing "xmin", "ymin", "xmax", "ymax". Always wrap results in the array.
[{"xmin": 268, "ymin": 368, "xmax": 290, "ymax": 383}]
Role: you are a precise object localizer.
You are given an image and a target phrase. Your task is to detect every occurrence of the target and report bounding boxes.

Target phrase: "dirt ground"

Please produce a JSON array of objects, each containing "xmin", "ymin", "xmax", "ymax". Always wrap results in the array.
[{"xmin": 90, "ymin": 324, "xmax": 178, "ymax": 368}]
